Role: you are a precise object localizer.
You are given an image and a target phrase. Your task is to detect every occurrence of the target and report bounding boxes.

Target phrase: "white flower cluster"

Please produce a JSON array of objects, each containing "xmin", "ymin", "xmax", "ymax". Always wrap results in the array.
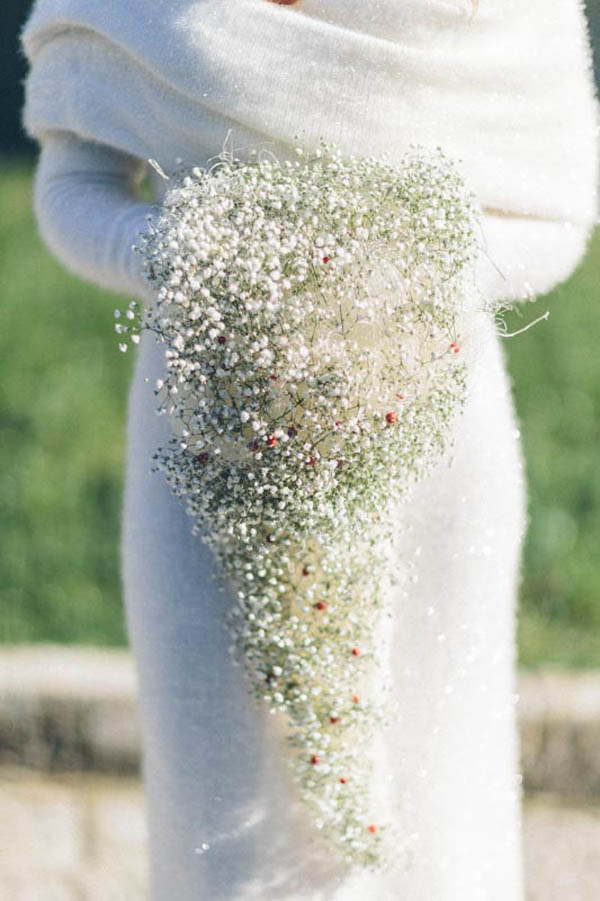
[{"xmin": 117, "ymin": 139, "xmax": 481, "ymax": 869}]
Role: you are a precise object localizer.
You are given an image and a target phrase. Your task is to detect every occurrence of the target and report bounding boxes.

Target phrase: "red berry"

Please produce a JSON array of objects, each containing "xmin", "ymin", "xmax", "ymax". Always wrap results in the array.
[
  {"xmin": 315, "ymin": 601, "xmax": 326, "ymax": 611},
  {"xmin": 267, "ymin": 435, "xmax": 277, "ymax": 447},
  {"xmin": 270, "ymin": 373, "xmax": 278, "ymax": 381},
  {"xmin": 352, "ymin": 648, "xmax": 360, "ymax": 656},
  {"xmin": 450, "ymin": 342, "xmax": 460, "ymax": 354},
  {"xmin": 311, "ymin": 755, "xmax": 320, "ymax": 765},
  {"xmin": 330, "ymin": 716, "xmax": 339, "ymax": 724},
  {"xmin": 352, "ymin": 695, "xmax": 360, "ymax": 704},
  {"xmin": 307, "ymin": 456, "xmax": 316, "ymax": 466},
  {"xmin": 336, "ymin": 459, "xmax": 344, "ymax": 468},
  {"xmin": 367, "ymin": 824, "xmax": 377, "ymax": 834},
  {"xmin": 302, "ymin": 566, "xmax": 310, "ymax": 576},
  {"xmin": 385, "ymin": 411, "xmax": 397, "ymax": 424},
  {"xmin": 334, "ymin": 420, "xmax": 342, "ymax": 427},
  {"xmin": 322, "ymin": 256, "xmax": 330, "ymax": 263},
  {"xmin": 339, "ymin": 776, "xmax": 347, "ymax": 783}
]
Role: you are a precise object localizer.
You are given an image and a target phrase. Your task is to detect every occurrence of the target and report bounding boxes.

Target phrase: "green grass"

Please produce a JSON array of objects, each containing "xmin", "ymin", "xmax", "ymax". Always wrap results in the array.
[
  {"xmin": 1, "ymin": 160, "xmax": 599, "ymax": 664},
  {"xmin": 501, "ymin": 230, "xmax": 600, "ymax": 668},
  {"xmin": 0, "ymin": 160, "xmax": 133, "ymax": 645}
]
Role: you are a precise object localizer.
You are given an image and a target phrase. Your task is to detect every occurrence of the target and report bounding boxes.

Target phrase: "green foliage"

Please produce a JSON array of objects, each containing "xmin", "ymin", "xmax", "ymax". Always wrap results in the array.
[
  {"xmin": 0, "ymin": 161, "xmax": 133, "ymax": 645},
  {"xmin": 1, "ymin": 161, "xmax": 599, "ymax": 666},
  {"xmin": 501, "ymin": 228, "xmax": 600, "ymax": 667}
]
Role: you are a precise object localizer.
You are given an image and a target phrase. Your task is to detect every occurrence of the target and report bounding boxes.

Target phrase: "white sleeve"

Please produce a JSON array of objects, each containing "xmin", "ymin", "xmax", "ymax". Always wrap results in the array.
[{"xmin": 32, "ymin": 130, "xmax": 157, "ymax": 303}]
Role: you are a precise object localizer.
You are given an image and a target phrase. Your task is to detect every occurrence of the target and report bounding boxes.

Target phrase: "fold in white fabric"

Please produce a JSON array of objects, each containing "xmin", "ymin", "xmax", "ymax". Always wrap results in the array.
[
  {"xmin": 22, "ymin": 1, "xmax": 598, "ymax": 229},
  {"xmin": 30, "ymin": 133, "xmax": 152, "ymax": 299}
]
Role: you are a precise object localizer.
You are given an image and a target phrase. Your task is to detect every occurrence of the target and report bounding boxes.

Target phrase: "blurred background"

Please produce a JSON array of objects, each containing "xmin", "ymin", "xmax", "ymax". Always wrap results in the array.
[{"xmin": 1, "ymin": 1, "xmax": 600, "ymax": 663}]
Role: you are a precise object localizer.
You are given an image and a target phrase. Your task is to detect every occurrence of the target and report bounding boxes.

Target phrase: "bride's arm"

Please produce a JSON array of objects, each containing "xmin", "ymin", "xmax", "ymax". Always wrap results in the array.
[{"xmin": 32, "ymin": 130, "xmax": 156, "ymax": 302}]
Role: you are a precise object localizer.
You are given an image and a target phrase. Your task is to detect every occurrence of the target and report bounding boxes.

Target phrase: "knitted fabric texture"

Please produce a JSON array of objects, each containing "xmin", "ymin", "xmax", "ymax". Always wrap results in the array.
[{"xmin": 22, "ymin": 0, "xmax": 598, "ymax": 233}]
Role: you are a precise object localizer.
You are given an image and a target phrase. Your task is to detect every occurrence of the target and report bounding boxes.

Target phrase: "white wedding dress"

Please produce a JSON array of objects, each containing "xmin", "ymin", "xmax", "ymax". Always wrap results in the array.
[{"xmin": 21, "ymin": 1, "xmax": 598, "ymax": 898}]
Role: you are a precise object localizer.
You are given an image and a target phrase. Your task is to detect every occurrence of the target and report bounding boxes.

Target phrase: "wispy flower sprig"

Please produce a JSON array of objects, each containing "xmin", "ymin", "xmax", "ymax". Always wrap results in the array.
[{"xmin": 116, "ymin": 138, "xmax": 481, "ymax": 869}]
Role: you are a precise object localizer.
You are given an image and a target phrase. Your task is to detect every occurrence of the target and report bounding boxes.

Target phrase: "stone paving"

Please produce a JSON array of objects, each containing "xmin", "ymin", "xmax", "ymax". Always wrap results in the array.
[
  {"xmin": 6, "ymin": 647, "xmax": 600, "ymax": 798},
  {"xmin": 0, "ymin": 768, "xmax": 146, "ymax": 901},
  {"xmin": 1, "ymin": 767, "xmax": 599, "ymax": 900}
]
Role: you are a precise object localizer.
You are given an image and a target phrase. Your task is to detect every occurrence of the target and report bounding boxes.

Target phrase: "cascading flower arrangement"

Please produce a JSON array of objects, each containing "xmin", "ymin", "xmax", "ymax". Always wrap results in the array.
[{"xmin": 115, "ymin": 138, "xmax": 482, "ymax": 869}]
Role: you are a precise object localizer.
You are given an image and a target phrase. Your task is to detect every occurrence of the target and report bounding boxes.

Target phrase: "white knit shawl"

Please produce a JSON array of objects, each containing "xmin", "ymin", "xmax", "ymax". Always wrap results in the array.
[{"xmin": 21, "ymin": 0, "xmax": 600, "ymax": 297}]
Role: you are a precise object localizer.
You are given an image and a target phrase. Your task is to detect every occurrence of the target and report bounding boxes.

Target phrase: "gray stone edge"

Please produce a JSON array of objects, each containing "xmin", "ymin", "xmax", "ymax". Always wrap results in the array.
[{"xmin": 1, "ymin": 646, "xmax": 600, "ymax": 795}]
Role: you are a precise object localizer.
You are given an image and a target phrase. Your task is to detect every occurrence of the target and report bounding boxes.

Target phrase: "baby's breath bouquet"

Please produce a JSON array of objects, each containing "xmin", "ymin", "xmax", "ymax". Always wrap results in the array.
[{"xmin": 116, "ymin": 139, "xmax": 482, "ymax": 869}]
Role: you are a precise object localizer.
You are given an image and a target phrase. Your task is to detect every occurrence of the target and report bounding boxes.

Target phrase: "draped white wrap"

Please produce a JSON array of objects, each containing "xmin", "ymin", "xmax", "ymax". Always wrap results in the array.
[{"xmin": 21, "ymin": 0, "xmax": 599, "ymax": 305}]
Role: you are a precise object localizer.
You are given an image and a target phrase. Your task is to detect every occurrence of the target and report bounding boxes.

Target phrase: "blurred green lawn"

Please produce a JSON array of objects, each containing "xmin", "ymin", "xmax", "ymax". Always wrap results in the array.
[{"xmin": 1, "ymin": 160, "xmax": 599, "ymax": 665}]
